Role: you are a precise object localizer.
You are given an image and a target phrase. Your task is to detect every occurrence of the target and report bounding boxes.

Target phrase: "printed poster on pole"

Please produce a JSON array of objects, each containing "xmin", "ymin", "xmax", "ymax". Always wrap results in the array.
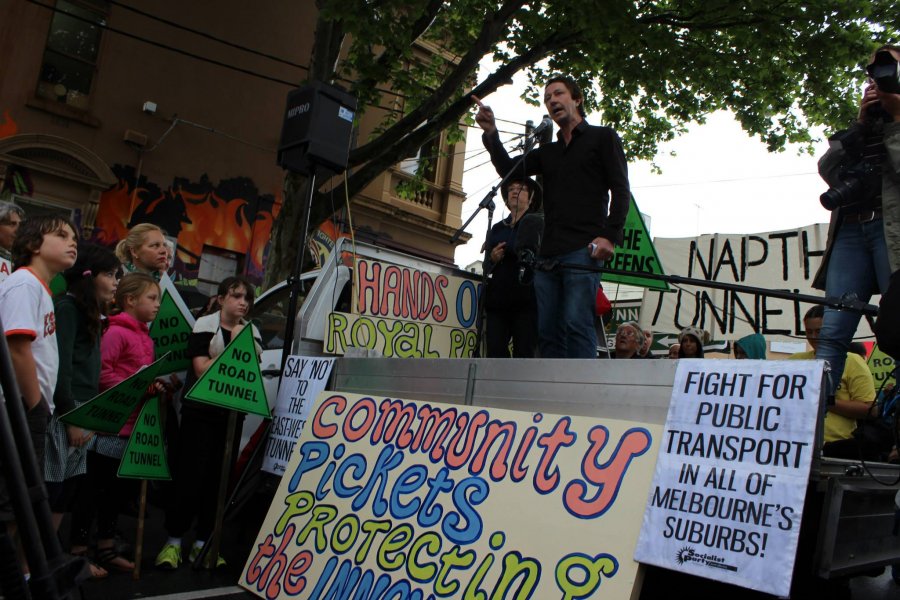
[
  {"xmin": 634, "ymin": 359, "xmax": 823, "ymax": 597},
  {"xmin": 241, "ymin": 393, "xmax": 662, "ymax": 599},
  {"xmin": 262, "ymin": 355, "xmax": 335, "ymax": 475}
]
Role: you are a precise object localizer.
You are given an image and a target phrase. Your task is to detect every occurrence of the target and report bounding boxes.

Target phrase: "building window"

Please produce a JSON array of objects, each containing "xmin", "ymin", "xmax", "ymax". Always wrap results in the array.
[
  {"xmin": 36, "ymin": 0, "xmax": 108, "ymax": 110},
  {"xmin": 398, "ymin": 136, "xmax": 438, "ymax": 182}
]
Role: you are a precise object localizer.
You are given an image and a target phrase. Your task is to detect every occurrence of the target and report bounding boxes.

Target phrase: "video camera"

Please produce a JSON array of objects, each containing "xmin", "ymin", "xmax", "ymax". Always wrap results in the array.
[
  {"xmin": 866, "ymin": 50, "xmax": 900, "ymax": 94},
  {"xmin": 819, "ymin": 127, "xmax": 882, "ymax": 211}
]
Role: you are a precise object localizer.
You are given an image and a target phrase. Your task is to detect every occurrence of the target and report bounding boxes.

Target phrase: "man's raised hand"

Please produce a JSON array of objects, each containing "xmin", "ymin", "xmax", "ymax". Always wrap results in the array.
[{"xmin": 472, "ymin": 95, "xmax": 497, "ymax": 135}]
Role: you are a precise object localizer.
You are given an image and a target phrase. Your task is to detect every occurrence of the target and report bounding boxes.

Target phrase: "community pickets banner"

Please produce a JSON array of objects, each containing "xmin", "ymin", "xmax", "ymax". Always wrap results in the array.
[
  {"xmin": 262, "ymin": 356, "xmax": 335, "ymax": 475},
  {"xmin": 325, "ymin": 259, "xmax": 481, "ymax": 358},
  {"xmin": 242, "ymin": 393, "xmax": 662, "ymax": 599},
  {"xmin": 118, "ymin": 395, "xmax": 170, "ymax": 480},
  {"xmin": 60, "ymin": 353, "xmax": 171, "ymax": 434},
  {"xmin": 634, "ymin": 359, "xmax": 823, "ymax": 597},
  {"xmin": 149, "ymin": 273, "xmax": 195, "ymax": 374},
  {"xmin": 185, "ymin": 325, "xmax": 269, "ymax": 417},
  {"xmin": 602, "ymin": 196, "xmax": 669, "ymax": 291},
  {"xmin": 640, "ymin": 224, "xmax": 875, "ymax": 343}
]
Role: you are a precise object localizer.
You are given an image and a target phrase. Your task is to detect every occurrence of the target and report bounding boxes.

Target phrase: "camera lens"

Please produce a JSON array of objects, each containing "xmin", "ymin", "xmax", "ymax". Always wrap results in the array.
[{"xmin": 820, "ymin": 178, "xmax": 862, "ymax": 211}]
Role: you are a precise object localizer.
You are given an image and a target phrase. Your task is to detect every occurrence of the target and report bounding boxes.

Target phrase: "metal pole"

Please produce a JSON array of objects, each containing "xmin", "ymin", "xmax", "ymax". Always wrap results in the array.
[
  {"xmin": 199, "ymin": 411, "xmax": 237, "ymax": 570},
  {"xmin": 277, "ymin": 167, "xmax": 318, "ymax": 383},
  {"xmin": 554, "ymin": 263, "xmax": 880, "ymax": 317},
  {"xmin": 0, "ymin": 318, "xmax": 78, "ymax": 599}
]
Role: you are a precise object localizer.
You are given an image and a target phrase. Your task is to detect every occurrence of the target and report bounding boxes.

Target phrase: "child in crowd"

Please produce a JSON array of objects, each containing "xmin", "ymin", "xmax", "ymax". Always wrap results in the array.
[
  {"xmin": 0, "ymin": 215, "xmax": 78, "ymax": 575},
  {"xmin": 44, "ymin": 244, "xmax": 120, "ymax": 579},
  {"xmin": 156, "ymin": 276, "xmax": 261, "ymax": 570},
  {"xmin": 70, "ymin": 273, "xmax": 161, "ymax": 573},
  {"xmin": 678, "ymin": 327, "xmax": 705, "ymax": 359}
]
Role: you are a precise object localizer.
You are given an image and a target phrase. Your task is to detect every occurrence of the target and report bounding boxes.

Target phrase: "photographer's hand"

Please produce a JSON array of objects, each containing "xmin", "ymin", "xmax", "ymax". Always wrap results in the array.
[{"xmin": 858, "ymin": 83, "xmax": 880, "ymax": 123}]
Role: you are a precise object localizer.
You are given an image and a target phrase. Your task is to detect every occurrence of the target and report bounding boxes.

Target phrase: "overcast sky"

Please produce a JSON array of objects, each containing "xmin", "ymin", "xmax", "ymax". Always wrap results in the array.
[{"xmin": 454, "ymin": 67, "xmax": 837, "ymax": 268}]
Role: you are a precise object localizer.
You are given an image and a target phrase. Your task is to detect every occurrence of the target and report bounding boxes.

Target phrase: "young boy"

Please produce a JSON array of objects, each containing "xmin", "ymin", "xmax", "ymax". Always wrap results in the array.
[{"xmin": 0, "ymin": 216, "xmax": 78, "ymax": 521}]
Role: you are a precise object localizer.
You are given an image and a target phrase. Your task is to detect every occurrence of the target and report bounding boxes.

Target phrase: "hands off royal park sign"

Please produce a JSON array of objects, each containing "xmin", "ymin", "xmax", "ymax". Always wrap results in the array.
[
  {"xmin": 242, "ymin": 393, "xmax": 661, "ymax": 599},
  {"xmin": 325, "ymin": 259, "xmax": 481, "ymax": 358},
  {"xmin": 634, "ymin": 359, "xmax": 822, "ymax": 597}
]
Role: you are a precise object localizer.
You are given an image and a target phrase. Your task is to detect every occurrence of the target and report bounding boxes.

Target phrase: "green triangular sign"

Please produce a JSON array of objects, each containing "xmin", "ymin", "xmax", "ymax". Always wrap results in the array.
[
  {"xmin": 117, "ymin": 396, "xmax": 171, "ymax": 480},
  {"xmin": 867, "ymin": 344, "xmax": 896, "ymax": 390},
  {"xmin": 184, "ymin": 326, "xmax": 269, "ymax": 417},
  {"xmin": 603, "ymin": 195, "xmax": 670, "ymax": 291},
  {"xmin": 149, "ymin": 274, "xmax": 195, "ymax": 375},
  {"xmin": 60, "ymin": 352, "xmax": 170, "ymax": 434}
]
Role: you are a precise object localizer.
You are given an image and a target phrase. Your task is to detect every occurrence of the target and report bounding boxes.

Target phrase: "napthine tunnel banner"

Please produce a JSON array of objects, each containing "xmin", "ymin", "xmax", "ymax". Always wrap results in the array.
[
  {"xmin": 241, "ymin": 393, "xmax": 662, "ymax": 599},
  {"xmin": 634, "ymin": 360, "xmax": 822, "ymax": 597}
]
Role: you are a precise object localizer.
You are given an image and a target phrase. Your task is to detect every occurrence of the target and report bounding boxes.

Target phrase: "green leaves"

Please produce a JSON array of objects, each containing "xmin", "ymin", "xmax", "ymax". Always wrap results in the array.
[{"xmin": 266, "ymin": 0, "xmax": 898, "ymax": 283}]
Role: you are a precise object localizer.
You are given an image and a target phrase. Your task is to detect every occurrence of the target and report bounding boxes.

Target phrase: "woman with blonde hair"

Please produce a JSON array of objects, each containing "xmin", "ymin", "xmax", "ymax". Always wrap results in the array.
[{"xmin": 115, "ymin": 223, "xmax": 168, "ymax": 280}]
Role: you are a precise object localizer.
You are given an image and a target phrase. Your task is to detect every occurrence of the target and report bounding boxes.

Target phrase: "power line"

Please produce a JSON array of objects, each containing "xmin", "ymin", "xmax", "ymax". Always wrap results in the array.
[
  {"xmin": 108, "ymin": 0, "xmax": 414, "ymax": 102},
  {"xmin": 27, "ymin": 0, "xmax": 406, "ymax": 115},
  {"xmin": 632, "ymin": 172, "xmax": 818, "ymax": 189},
  {"xmin": 108, "ymin": 0, "xmax": 307, "ymax": 70}
]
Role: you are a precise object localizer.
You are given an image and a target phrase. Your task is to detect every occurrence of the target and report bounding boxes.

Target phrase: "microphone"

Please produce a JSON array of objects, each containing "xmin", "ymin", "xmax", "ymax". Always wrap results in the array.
[
  {"xmin": 524, "ymin": 116, "xmax": 552, "ymax": 151},
  {"xmin": 515, "ymin": 214, "xmax": 544, "ymax": 285},
  {"xmin": 530, "ymin": 115, "xmax": 553, "ymax": 138}
]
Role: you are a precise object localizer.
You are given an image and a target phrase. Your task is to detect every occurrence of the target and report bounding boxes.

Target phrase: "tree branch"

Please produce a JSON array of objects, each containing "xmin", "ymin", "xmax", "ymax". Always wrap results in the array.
[
  {"xmin": 348, "ymin": 0, "xmax": 444, "ymax": 101},
  {"xmin": 348, "ymin": 0, "xmax": 527, "ymax": 165},
  {"xmin": 343, "ymin": 32, "xmax": 573, "ymax": 198}
]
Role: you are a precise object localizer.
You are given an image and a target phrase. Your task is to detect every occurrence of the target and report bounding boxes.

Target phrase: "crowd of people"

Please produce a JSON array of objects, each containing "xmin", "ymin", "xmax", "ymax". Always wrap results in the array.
[
  {"xmin": 0, "ymin": 212, "xmax": 260, "ymax": 585},
  {"xmin": 1, "ymin": 41, "xmax": 899, "ymax": 594},
  {"xmin": 474, "ymin": 51, "xmax": 898, "ymax": 468}
]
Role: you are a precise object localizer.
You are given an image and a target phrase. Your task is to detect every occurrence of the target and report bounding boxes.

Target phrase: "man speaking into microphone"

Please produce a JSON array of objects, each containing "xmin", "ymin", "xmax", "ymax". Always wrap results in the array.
[{"xmin": 473, "ymin": 75, "xmax": 631, "ymax": 358}]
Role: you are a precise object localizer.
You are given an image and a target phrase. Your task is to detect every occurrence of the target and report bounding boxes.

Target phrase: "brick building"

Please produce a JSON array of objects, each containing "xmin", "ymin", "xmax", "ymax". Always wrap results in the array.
[{"xmin": 0, "ymin": 0, "xmax": 469, "ymax": 292}]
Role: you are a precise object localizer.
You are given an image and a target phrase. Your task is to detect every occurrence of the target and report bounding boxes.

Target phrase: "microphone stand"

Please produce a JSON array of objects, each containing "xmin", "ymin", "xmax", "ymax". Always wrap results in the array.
[{"xmin": 450, "ymin": 131, "xmax": 541, "ymax": 357}]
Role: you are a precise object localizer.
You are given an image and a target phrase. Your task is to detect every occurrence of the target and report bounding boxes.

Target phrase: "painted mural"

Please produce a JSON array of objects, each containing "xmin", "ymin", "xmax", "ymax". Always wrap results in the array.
[
  {"xmin": 0, "ymin": 110, "xmax": 18, "ymax": 139},
  {"xmin": 92, "ymin": 165, "xmax": 281, "ymax": 284}
]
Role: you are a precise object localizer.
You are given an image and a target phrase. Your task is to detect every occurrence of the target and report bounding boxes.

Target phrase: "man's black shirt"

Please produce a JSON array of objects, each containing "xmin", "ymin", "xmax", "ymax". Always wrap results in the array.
[{"xmin": 483, "ymin": 120, "xmax": 630, "ymax": 256}]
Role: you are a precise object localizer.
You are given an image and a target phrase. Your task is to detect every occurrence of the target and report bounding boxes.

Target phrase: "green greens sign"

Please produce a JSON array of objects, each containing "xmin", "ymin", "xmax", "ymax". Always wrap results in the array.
[
  {"xmin": 60, "ymin": 353, "xmax": 170, "ymax": 434},
  {"xmin": 184, "ymin": 326, "xmax": 269, "ymax": 418},
  {"xmin": 149, "ymin": 274, "xmax": 195, "ymax": 375},
  {"xmin": 603, "ymin": 196, "xmax": 669, "ymax": 291},
  {"xmin": 118, "ymin": 396, "xmax": 170, "ymax": 480}
]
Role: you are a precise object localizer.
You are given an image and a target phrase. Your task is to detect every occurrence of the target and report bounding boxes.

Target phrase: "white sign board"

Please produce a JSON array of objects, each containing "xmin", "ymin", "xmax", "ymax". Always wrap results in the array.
[
  {"xmin": 634, "ymin": 359, "xmax": 823, "ymax": 597},
  {"xmin": 640, "ymin": 224, "xmax": 875, "ymax": 342},
  {"xmin": 261, "ymin": 356, "xmax": 335, "ymax": 475}
]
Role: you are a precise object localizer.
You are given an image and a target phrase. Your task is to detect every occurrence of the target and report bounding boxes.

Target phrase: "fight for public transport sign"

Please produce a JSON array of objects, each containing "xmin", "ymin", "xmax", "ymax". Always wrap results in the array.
[
  {"xmin": 634, "ymin": 359, "xmax": 823, "ymax": 597},
  {"xmin": 241, "ymin": 393, "xmax": 662, "ymax": 599}
]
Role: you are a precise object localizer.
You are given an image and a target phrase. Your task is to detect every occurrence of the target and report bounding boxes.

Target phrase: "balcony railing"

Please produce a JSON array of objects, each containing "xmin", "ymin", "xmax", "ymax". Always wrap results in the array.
[{"xmin": 391, "ymin": 168, "xmax": 441, "ymax": 212}]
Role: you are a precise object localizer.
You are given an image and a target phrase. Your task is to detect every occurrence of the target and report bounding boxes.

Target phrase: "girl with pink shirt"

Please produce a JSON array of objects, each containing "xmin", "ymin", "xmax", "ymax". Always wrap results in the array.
[{"xmin": 70, "ymin": 273, "xmax": 161, "ymax": 573}]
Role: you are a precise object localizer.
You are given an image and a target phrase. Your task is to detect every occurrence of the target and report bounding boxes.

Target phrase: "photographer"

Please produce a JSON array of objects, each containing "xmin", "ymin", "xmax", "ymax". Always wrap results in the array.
[{"xmin": 813, "ymin": 44, "xmax": 900, "ymax": 396}]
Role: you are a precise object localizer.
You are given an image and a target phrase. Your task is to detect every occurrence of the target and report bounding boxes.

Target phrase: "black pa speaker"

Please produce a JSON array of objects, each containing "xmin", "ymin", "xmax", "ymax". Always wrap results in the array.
[{"xmin": 277, "ymin": 81, "xmax": 358, "ymax": 175}]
